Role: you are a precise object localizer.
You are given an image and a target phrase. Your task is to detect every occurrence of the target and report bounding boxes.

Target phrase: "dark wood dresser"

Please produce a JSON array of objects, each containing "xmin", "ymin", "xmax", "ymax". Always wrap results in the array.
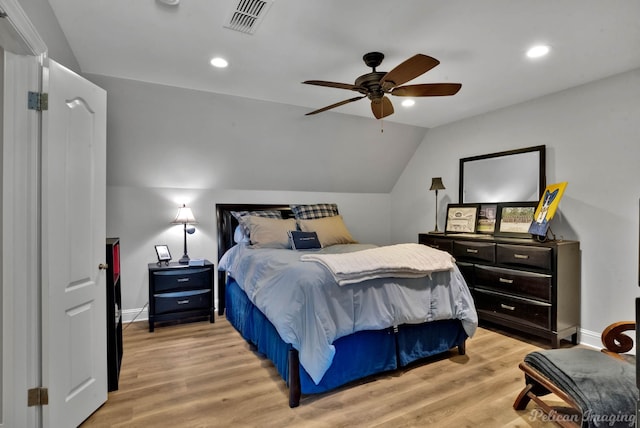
[
  {"xmin": 147, "ymin": 261, "xmax": 215, "ymax": 332},
  {"xmin": 419, "ymin": 233, "xmax": 580, "ymax": 347}
]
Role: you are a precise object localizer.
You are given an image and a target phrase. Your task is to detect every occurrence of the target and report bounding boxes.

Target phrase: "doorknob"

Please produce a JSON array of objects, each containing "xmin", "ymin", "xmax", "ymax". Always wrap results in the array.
[{"xmin": 98, "ymin": 263, "xmax": 109, "ymax": 270}]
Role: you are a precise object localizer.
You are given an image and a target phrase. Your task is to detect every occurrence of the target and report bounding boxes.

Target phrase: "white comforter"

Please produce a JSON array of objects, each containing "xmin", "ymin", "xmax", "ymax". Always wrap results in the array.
[
  {"xmin": 300, "ymin": 243, "xmax": 455, "ymax": 285},
  {"xmin": 219, "ymin": 243, "xmax": 477, "ymax": 385}
]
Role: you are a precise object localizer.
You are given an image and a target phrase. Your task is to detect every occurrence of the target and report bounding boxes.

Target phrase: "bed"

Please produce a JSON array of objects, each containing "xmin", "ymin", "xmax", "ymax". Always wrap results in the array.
[{"xmin": 216, "ymin": 203, "xmax": 478, "ymax": 407}]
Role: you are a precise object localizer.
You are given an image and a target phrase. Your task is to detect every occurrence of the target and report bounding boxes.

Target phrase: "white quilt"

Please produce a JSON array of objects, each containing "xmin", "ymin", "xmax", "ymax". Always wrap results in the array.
[{"xmin": 300, "ymin": 243, "xmax": 455, "ymax": 285}]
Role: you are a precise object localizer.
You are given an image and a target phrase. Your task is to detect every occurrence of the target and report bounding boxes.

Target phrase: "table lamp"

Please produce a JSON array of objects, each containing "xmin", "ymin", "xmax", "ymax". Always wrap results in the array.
[
  {"xmin": 172, "ymin": 204, "xmax": 197, "ymax": 264},
  {"xmin": 429, "ymin": 177, "xmax": 445, "ymax": 233}
]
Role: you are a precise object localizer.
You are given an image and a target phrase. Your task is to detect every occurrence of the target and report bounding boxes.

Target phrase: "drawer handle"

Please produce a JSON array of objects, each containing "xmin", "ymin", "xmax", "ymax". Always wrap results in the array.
[
  {"xmin": 500, "ymin": 304, "xmax": 516, "ymax": 311},
  {"xmin": 177, "ymin": 278, "xmax": 190, "ymax": 282},
  {"xmin": 432, "ymin": 245, "xmax": 440, "ymax": 249},
  {"xmin": 499, "ymin": 277, "xmax": 514, "ymax": 284},
  {"xmin": 177, "ymin": 299, "xmax": 190, "ymax": 305},
  {"xmin": 513, "ymin": 254, "xmax": 529, "ymax": 260},
  {"xmin": 466, "ymin": 249, "xmax": 479, "ymax": 254}
]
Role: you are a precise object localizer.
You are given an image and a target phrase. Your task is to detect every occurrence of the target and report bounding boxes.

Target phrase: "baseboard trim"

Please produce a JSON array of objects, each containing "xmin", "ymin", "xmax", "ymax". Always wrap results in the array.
[
  {"xmin": 579, "ymin": 327, "xmax": 600, "ymax": 349},
  {"xmin": 122, "ymin": 307, "xmax": 148, "ymax": 324}
]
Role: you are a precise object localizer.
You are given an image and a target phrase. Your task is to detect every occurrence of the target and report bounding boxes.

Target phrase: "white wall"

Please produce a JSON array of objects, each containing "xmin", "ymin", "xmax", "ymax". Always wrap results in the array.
[
  {"xmin": 391, "ymin": 69, "xmax": 640, "ymax": 346},
  {"xmin": 107, "ymin": 185, "xmax": 390, "ymax": 321},
  {"xmin": 87, "ymin": 73, "xmax": 427, "ymax": 194}
]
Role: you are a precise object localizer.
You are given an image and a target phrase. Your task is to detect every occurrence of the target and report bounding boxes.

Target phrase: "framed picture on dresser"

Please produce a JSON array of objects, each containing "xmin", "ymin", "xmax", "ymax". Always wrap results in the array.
[
  {"xmin": 494, "ymin": 202, "xmax": 537, "ymax": 237},
  {"xmin": 445, "ymin": 203, "xmax": 480, "ymax": 233},
  {"xmin": 476, "ymin": 203, "xmax": 498, "ymax": 234}
]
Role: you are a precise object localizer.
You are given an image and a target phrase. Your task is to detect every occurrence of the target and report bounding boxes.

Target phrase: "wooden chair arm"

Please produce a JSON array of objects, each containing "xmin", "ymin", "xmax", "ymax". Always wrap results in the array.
[{"xmin": 601, "ymin": 321, "xmax": 635, "ymax": 358}]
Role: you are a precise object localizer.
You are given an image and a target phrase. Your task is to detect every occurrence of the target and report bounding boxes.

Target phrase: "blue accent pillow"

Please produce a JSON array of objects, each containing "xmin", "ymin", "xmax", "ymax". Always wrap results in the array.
[{"xmin": 288, "ymin": 230, "xmax": 322, "ymax": 250}]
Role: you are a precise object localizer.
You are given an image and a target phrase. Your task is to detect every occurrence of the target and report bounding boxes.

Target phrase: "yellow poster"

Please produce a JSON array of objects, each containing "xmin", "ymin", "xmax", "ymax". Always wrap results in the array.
[{"xmin": 529, "ymin": 182, "xmax": 567, "ymax": 236}]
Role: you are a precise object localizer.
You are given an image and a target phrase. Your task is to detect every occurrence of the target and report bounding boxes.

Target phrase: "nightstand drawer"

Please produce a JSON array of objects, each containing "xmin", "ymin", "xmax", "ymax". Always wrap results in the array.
[
  {"xmin": 474, "ymin": 289, "xmax": 550, "ymax": 330},
  {"xmin": 154, "ymin": 289, "xmax": 211, "ymax": 314},
  {"xmin": 474, "ymin": 265, "xmax": 551, "ymax": 301},
  {"xmin": 497, "ymin": 244, "xmax": 552, "ymax": 271},
  {"xmin": 453, "ymin": 241, "xmax": 495, "ymax": 263},
  {"xmin": 152, "ymin": 267, "xmax": 211, "ymax": 292}
]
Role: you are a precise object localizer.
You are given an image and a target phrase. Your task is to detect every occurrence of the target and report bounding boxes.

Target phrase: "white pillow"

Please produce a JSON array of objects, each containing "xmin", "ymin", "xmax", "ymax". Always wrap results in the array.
[{"xmin": 233, "ymin": 225, "xmax": 250, "ymax": 244}]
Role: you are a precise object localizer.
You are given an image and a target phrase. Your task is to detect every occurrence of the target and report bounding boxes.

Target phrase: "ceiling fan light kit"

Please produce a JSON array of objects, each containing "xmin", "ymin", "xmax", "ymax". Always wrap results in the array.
[{"xmin": 303, "ymin": 52, "xmax": 461, "ymax": 120}]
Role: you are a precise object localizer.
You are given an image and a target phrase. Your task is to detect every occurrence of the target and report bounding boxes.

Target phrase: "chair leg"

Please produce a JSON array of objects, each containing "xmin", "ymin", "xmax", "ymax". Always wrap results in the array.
[
  {"xmin": 514, "ymin": 362, "xmax": 583, "ymax": 428},
  {"xmin": 513, "ymin": 383, "xmax": 534, "ymax": 410}
]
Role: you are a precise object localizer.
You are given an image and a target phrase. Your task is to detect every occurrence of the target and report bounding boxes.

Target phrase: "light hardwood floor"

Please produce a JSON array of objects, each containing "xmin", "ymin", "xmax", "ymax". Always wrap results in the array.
[{"xmin": 81, "ymin": 318, "xmax": 572, "ymax": 428}]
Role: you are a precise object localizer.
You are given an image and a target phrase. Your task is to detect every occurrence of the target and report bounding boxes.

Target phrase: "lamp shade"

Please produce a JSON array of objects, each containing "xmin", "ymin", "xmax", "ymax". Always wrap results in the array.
[
  {"xmin": 171, "ymin": 204, "xmax": 197, "ymax": 224},
  {"xmin": 429, "ymin": 177, "xmax": 445, "ymax": 191}
]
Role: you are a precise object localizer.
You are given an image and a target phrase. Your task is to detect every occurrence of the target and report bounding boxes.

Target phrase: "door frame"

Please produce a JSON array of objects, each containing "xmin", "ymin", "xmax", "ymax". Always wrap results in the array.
[{"xmin": 0, "ymin": 1, "xmax": 46, "ymax": 427}]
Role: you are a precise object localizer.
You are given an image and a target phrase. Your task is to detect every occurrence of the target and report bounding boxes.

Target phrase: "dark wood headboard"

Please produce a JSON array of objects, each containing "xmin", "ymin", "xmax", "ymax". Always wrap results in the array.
[{"xmin": 215, "ymin": 203, "xmax": 295, "ymax": 315}]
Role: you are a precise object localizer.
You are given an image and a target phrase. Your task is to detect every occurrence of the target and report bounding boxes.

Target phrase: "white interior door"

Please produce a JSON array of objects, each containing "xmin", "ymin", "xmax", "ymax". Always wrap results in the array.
[
  {"xmin": 41, "ymin": 59, "xmax": 107, "ymax": 428},
  {"xmin": 2, "ymin": 49, "xmax": 41, "ymax": 428}
]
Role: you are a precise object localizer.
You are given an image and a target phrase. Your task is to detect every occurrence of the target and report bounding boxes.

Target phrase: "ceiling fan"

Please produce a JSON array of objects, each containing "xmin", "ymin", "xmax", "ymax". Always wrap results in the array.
[{"xmin": 303, "ymin": 52, "xmax": 461, "ymax": 119}]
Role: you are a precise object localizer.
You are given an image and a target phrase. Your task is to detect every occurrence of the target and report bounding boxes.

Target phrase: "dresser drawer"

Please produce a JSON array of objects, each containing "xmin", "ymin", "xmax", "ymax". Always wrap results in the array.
[
  {"xmin": 457, "ymin": 262, "xmax": 475, "ymax": 285},
  {"xmin": 474, "ymin": 265, "xmax": 551, "ymax": 302},
  {"xmin": 453, "ymin": 241, "xmax": 495, "ymax": 263},
  {"xmin": 152, "ymin": 267, "xmax": 211, "ymax": 292},
  {"xmin": 154, "ymin": 289, "xmax": 211, "ymax": 314},
  {"xmin": 419, "ymin": 235, "xmax": 453, "ymax": 253},
  {"xmin": 474, "ymin": 289, "xmax": 550, "ymax": 330},
  {"xmin": 497, "ymin": 244, "xmax": 552, "ymax": 271}
]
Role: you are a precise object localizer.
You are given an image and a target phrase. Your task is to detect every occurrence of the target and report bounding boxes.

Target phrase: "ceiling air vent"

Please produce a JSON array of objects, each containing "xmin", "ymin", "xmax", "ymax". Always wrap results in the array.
[{"xmin": 224, "ymin": 0, "xmax": 273, "ymax": 35}]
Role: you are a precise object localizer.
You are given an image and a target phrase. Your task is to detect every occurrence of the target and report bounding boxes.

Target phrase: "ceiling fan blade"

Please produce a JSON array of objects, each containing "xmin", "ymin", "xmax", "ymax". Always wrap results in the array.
[
  {"xmin": 380, "ymin": 54, "xmax": 440, "ymax": 90},
  {"xmin": 305, "ymin": 96, "xmax": 366, "ymax": 116},
  {"xmin": 391, "ymin": 83, "xmax": 462, "ymax": 97},
  {"xmin": 302, "ymin": 80, "xmax": 360, "ymax": 91},
  {"xmin": 371, "ymin": 96, "xmax": 394, "ymax": 119}
]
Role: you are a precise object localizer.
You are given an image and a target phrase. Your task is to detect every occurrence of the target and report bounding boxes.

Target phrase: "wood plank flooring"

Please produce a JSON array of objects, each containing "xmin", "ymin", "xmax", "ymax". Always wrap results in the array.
[{"xmin": 81, "ymin": 318, "xmax": 573, "ymax": 427}]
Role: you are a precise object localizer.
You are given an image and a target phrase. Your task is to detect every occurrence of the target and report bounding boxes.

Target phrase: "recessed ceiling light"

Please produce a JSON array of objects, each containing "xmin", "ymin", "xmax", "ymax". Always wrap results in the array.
[
  {"xmin": 210, "ymin": 57, "xmax": 229, "ymax": 68},
  {"xmin": 157, "ymin": 0, "xmax": 180, "ymax": 5},
  {"xmin": 526, "ymin": 45, "xmax": 550, "ymax": 58},
  {"xmin": 401, "ymin": 99, "xmax": 415, "ymax": 107}
]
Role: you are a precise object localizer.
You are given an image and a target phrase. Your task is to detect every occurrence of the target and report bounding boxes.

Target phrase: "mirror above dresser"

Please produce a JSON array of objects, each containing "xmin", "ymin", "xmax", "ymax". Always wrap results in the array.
[{"xmin": 459, "ymin": 145, "xmax": 546, "ymax": 204}]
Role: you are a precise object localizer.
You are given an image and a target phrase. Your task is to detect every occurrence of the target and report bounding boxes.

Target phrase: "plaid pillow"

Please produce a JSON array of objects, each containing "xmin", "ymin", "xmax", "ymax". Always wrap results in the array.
[
  {"xmin": 290, "ymin": 203, "xmax": 339, "ymax": 220},
  {"xmin": 231, "ymin": 210, "xmax": 283, "ymax": 221}
]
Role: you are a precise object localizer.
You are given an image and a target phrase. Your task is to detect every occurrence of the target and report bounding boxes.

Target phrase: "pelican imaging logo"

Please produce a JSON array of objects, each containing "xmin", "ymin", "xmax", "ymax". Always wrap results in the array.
[{"xmin": 528, "ymin": 408, "xmax": 635, "ymax": 426}]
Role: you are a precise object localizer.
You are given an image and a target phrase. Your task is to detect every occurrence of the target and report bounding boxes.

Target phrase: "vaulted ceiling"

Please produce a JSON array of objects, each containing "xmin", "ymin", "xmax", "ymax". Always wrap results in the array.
[{"xmin": 47, "ymin": 0, "xmax": 640, "ymax": 128}]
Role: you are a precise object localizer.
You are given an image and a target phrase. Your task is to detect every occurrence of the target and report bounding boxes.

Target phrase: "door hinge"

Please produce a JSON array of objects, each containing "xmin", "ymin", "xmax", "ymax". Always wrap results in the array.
[
  {"xmin": 27, "ymin": 387, "xmax": 49, "ymax": 406},
  {"xmin": 27, "ymin": 91, "xmax": 48, "ymax": 111}
]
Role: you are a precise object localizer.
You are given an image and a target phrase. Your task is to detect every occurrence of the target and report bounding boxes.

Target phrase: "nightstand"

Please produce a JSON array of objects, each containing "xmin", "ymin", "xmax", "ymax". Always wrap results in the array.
[{"xmin": 147, "ymin": 261, "xmax": 215, "ymax": 332}]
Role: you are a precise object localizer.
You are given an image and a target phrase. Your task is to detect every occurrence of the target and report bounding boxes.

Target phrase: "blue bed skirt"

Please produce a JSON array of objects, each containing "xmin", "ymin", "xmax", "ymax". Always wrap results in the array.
[{"xmin": 225, "ymin": 278, "xmax": 467, "ymax": 396}]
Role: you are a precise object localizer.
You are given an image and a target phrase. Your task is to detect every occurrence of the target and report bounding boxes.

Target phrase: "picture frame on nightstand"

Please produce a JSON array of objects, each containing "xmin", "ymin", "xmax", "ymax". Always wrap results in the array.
[{"xmin": 154, "ymin": 244, "xmax": 171, "ymax": 265}]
